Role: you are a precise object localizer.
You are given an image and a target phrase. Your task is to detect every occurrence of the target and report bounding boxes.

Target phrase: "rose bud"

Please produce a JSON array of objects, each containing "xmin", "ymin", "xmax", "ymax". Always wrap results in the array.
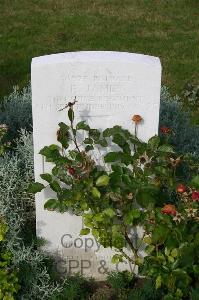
[
  {"xmin": 161, "ymin": 204, "xmax": 177, "ymax": 216},
  {"xmin": 68, "ymin": 167, "xmax": 75, "ymax": 176},
  {"xmin": 176, "ymin": 184, "xmax": 186, "ymax": 193},
  {"xmin": 56, "ymin": 129, "xmax": 61, "ymax": 141},
  {"xmin": 160, "ymin": 126, "xmax": 171, "ymax": 134},
  {"xmin": 127, "ymin": 193, "xmax": 133, "ymax": 200},
  {"xmin": 132, "ymin": 115, "xmax": 143, "ymax": 124},
  {"xmin": 192, "ymin": 191, "xmax": 199, "ymax": 201}
]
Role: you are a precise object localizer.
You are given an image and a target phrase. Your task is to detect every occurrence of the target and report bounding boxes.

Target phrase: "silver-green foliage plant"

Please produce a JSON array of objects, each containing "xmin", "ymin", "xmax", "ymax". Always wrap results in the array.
[
  {"xmin": 0, "ymin": 130, "xmax": 65, "ymax": 299},
  {"xmin": 160, "ymin": 86, "xmax": 199, "ymax": 159},
  {"xmin": 0, "ymin": 217, "xmax": 20, "ymax": 300},
  {"xmin": 0, "ymin": 85, "xmax": 32, "ymax": 141}
]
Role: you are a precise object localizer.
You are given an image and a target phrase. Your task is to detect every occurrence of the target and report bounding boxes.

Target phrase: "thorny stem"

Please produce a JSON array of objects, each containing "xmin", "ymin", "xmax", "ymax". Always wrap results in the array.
[
  {"xmin": 134, "ymin": 124, "xmax": 138, "ymax": 152},
  {"xmin": 59, "ymin": 98, "xmax": 81, "ymax": 153},
  {"xmin": 118, "ymin": 205, "xmax": 139, "ymax": 262},
  {"xmin": 70, "ymin": 117, "xmax": 81, "ymax": 153},
  {"xmin": 124, "ymin": 226, "xmax": 138, "ymax": 261},
  {"xmin": 120, "ymin": 249, "xmax": 135, "ymax": 264}
]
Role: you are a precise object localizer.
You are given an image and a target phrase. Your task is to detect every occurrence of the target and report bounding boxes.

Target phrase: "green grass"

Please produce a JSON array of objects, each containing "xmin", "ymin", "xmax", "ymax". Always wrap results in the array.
[{"xmin": 0, "ymin": 0, "xmax": 198, "ymax": 99}]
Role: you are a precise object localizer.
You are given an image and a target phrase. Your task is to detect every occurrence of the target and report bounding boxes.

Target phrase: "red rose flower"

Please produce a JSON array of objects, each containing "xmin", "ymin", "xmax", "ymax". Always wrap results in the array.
[
  {"xmin": 161, "ymin": 204, "xmax": 177, "ymax": 216},
  {"xmin": 68, "ymin": 167, "xmax": 75, "ymax": 176},
  {"xmin": 192, "ymin": 191, "xmax": 199, "ymax": 201},
  {"xmin": 160, "ymin": 126, "xmax": 171, "ymax": 134},
  {"xmin": 176, "ymin": 184, "xmax": 186, "ymax": 194}
]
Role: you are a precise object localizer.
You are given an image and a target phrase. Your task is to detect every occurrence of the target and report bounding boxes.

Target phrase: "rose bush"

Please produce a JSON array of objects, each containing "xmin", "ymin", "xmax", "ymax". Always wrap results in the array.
[{"xmin": 30, "ymin": 101, "xmax": 199, "ymax": 299}]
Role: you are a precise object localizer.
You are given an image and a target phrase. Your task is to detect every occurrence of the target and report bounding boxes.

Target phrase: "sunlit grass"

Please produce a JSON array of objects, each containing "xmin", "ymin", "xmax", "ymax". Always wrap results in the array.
[{"xmin": 0, "ymin": 0, "xmax": 198, "ymax": 99}]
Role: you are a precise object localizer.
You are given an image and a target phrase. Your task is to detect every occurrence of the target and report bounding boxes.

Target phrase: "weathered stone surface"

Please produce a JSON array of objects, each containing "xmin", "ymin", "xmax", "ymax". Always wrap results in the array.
[{"xmin": 31, "ymin": 51, "xmax": 161, "ymax": 278}]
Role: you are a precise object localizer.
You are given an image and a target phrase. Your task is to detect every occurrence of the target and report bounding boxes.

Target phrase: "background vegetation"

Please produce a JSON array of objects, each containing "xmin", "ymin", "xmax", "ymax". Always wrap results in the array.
[{"xmin": 0, "ymin": 0, "xmax": 198, "ymax": 99}]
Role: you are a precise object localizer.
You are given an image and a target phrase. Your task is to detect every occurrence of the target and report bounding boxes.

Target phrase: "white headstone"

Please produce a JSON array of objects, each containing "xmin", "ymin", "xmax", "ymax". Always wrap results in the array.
[{"xmin": 31, "ymin": 51, "xmax": 161, "ymax": 279}]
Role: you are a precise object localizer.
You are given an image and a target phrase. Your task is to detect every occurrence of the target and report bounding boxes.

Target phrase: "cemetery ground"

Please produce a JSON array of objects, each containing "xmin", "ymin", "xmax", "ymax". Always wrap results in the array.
[{"xmin": 0, "ymin": 0, "xmax": 199, "ymax": 99}]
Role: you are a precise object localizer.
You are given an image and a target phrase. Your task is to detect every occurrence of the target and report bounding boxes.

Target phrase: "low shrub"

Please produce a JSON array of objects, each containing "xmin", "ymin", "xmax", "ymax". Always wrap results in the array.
[
  {"xmin": 0, "ymin": 217, "xmax": 20, "ymax": 299},
  {"xmin": 0, "ymin": 130, "xmax": 66, "ymax": 299},
  {"xmin": 51, "ymin": 275, "xmax": 95, "ymax": 300},
  {"xmin": 160, "ymin": 86, "xmax": 199, "ymax": 159},
  {"xmin": 0, "ymin": 85, "xmax": 32, "ymax": 142}
]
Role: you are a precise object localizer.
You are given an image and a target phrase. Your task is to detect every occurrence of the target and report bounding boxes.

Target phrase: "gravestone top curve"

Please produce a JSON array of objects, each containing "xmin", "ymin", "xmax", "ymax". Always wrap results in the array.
[{"xmin": 32, "ymin": 51, "xmax": 161, "ymax": 67}]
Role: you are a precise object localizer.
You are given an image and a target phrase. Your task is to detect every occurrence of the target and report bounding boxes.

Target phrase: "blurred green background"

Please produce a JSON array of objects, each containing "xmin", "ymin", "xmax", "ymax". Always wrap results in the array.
[{"xmin": 0, "ymin": 0, "xmax": 198, "ymax": 99}]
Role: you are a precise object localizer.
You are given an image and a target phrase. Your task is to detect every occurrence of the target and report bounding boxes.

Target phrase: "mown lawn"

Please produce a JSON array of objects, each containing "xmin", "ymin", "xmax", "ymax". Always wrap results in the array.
[{"xmin": 0, "ymin": 0, "xmax": 198, "ymax": 99}]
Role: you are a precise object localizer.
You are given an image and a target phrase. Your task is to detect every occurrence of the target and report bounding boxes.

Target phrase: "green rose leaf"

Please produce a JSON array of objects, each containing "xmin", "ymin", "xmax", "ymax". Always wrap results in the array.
[
  {"xmin": 168, "ymin": 256, "xmax": 174, "ymax": 263},
  {"xmin": 39, "ymin": 144, "xmax": 60, "ymax": 162},
  {"xmin": 57, "ymin": 122, "xmax": 70, "ymax": 148},
  {"xmin": 104, "ymin": 152, "xmax": 121, "ymax": 163},
  {"xmin": 93, "ymin": 214, "xmax": 104, "ymax": 222},
  {"xmin": 145, "ymin": 245, "xmax": 155, "ymax": 254},
  {"xmin": 165, "ymin": 247, "xmax": 170, "ymax": 257},
  {"xmin": 190, "ymin": 175, "xmax": 199, "ymax": 189},
  {"xmin": 76, "ymin": 121, "xmax": 90, "ymax": 131},
  {"xmin": 97, "ymin": 139, "xmax": 108, "ymax": 147},
  {"xmin": 80, "ymin": 228, "xmax": 90, "ymax": 235},
  {"xmin": 113, "ymin": 134, "xmax": 131, "ymax": 153},
  {"xmin": 135, "ymin": 257, "xmax": 143, "ymax": 266},
  {"xmin": 113, "ymin": 133, "xmax": 126, "ymax": 146},
  {"xmin": 155, "ymin": 275, "xmax": 162, "ymax": 289},
  {"xmin": 92, "ymin": 229, "xmax": 99, "ymax": 238},
  {"xmin": 50, "ymin": 181, "xmax": 61, "ymax": 193},
  {"xmin": 111, "ymin": 165, "xmax": 123, "ymax": 174},
  {"xmin": 44, "ymin": 199, "xmax": 58, "ymax": 210},
  {"xmin": 89, "ymin": 129, "xmax": 101, "ymax": 141},
  {"xmin": 193, "ymin": 265, "xmax": 199, "ymax": 275},
  {"xmin": 68, "ymin": 108, "xmax": 74, "ymax": 122},
  {"xmin": 103, "ymin": 128, "xmax": 113, "ymax": 137},
  {"xmin": 40, "ymin": 173, "xmax": 53, "ymax": 183},
  {"xmin": 84, "ymin": 138, "xmax": 93, "ymax": 145},
  {"xmin": 171, "ymin": 248, "xmax": 178, "ymax": 258},
  {"xmin": 91, "ymin": 187, "xmax": 101, "ymax": 199},
  {"xmin": 103, "ymin": 208, "xmax": 116, "ymax": 218},
  {"xmin": 158, "ymin": 145, "xmax": 175, "ymax": 153},
  {"xmin": 96, "ymin": 175, "xmax": 110, "ymax": 187},
  {"xmin": 148, "ymin": 135, "xmax": 160, "ymax": 150},
  {"xmin": 155, "ymin": 166, "xmax": 168, "ymax": 176},
  {"xmin": 136, "ymin": 187, "xmax": 156, "ymax": 208},
  {"xmin": 52, "ymin": 166, "xmax": 59, "ymax": 176},
  {"xmin": 124, "ymin": 209, "xmax": 140, "ymax": 225},
  {"xmin": 111, "ymin": 254, "xmax": 123, "ymax": 264},
  {"xmin": 152, "ymin": 225, "xmax": 169, "ymax": 244},
  {"xmin": 143, "ymin": 236, "xmax": 152, "ymax": 245},
  {"xmin": 28, "ymin": 182, "xmax": 45, "ymax": 194},
  {"xmin": 85, "ymin": 145, "xmax": 94, "ymax": 152}
]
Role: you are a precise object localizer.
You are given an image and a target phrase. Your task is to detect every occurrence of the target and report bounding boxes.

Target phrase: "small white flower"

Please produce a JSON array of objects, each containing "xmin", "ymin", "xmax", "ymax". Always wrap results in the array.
[
  {"xmin": 0, "ymin": 124, "xmax": 8, "ymax": 130},
  {"xmin": 185, "ymin": 208, "xmax": 197, "ymax": 218},
  {"xmin": 173, "ymin": 212, "xmax": 184, "ymax": 223}
]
